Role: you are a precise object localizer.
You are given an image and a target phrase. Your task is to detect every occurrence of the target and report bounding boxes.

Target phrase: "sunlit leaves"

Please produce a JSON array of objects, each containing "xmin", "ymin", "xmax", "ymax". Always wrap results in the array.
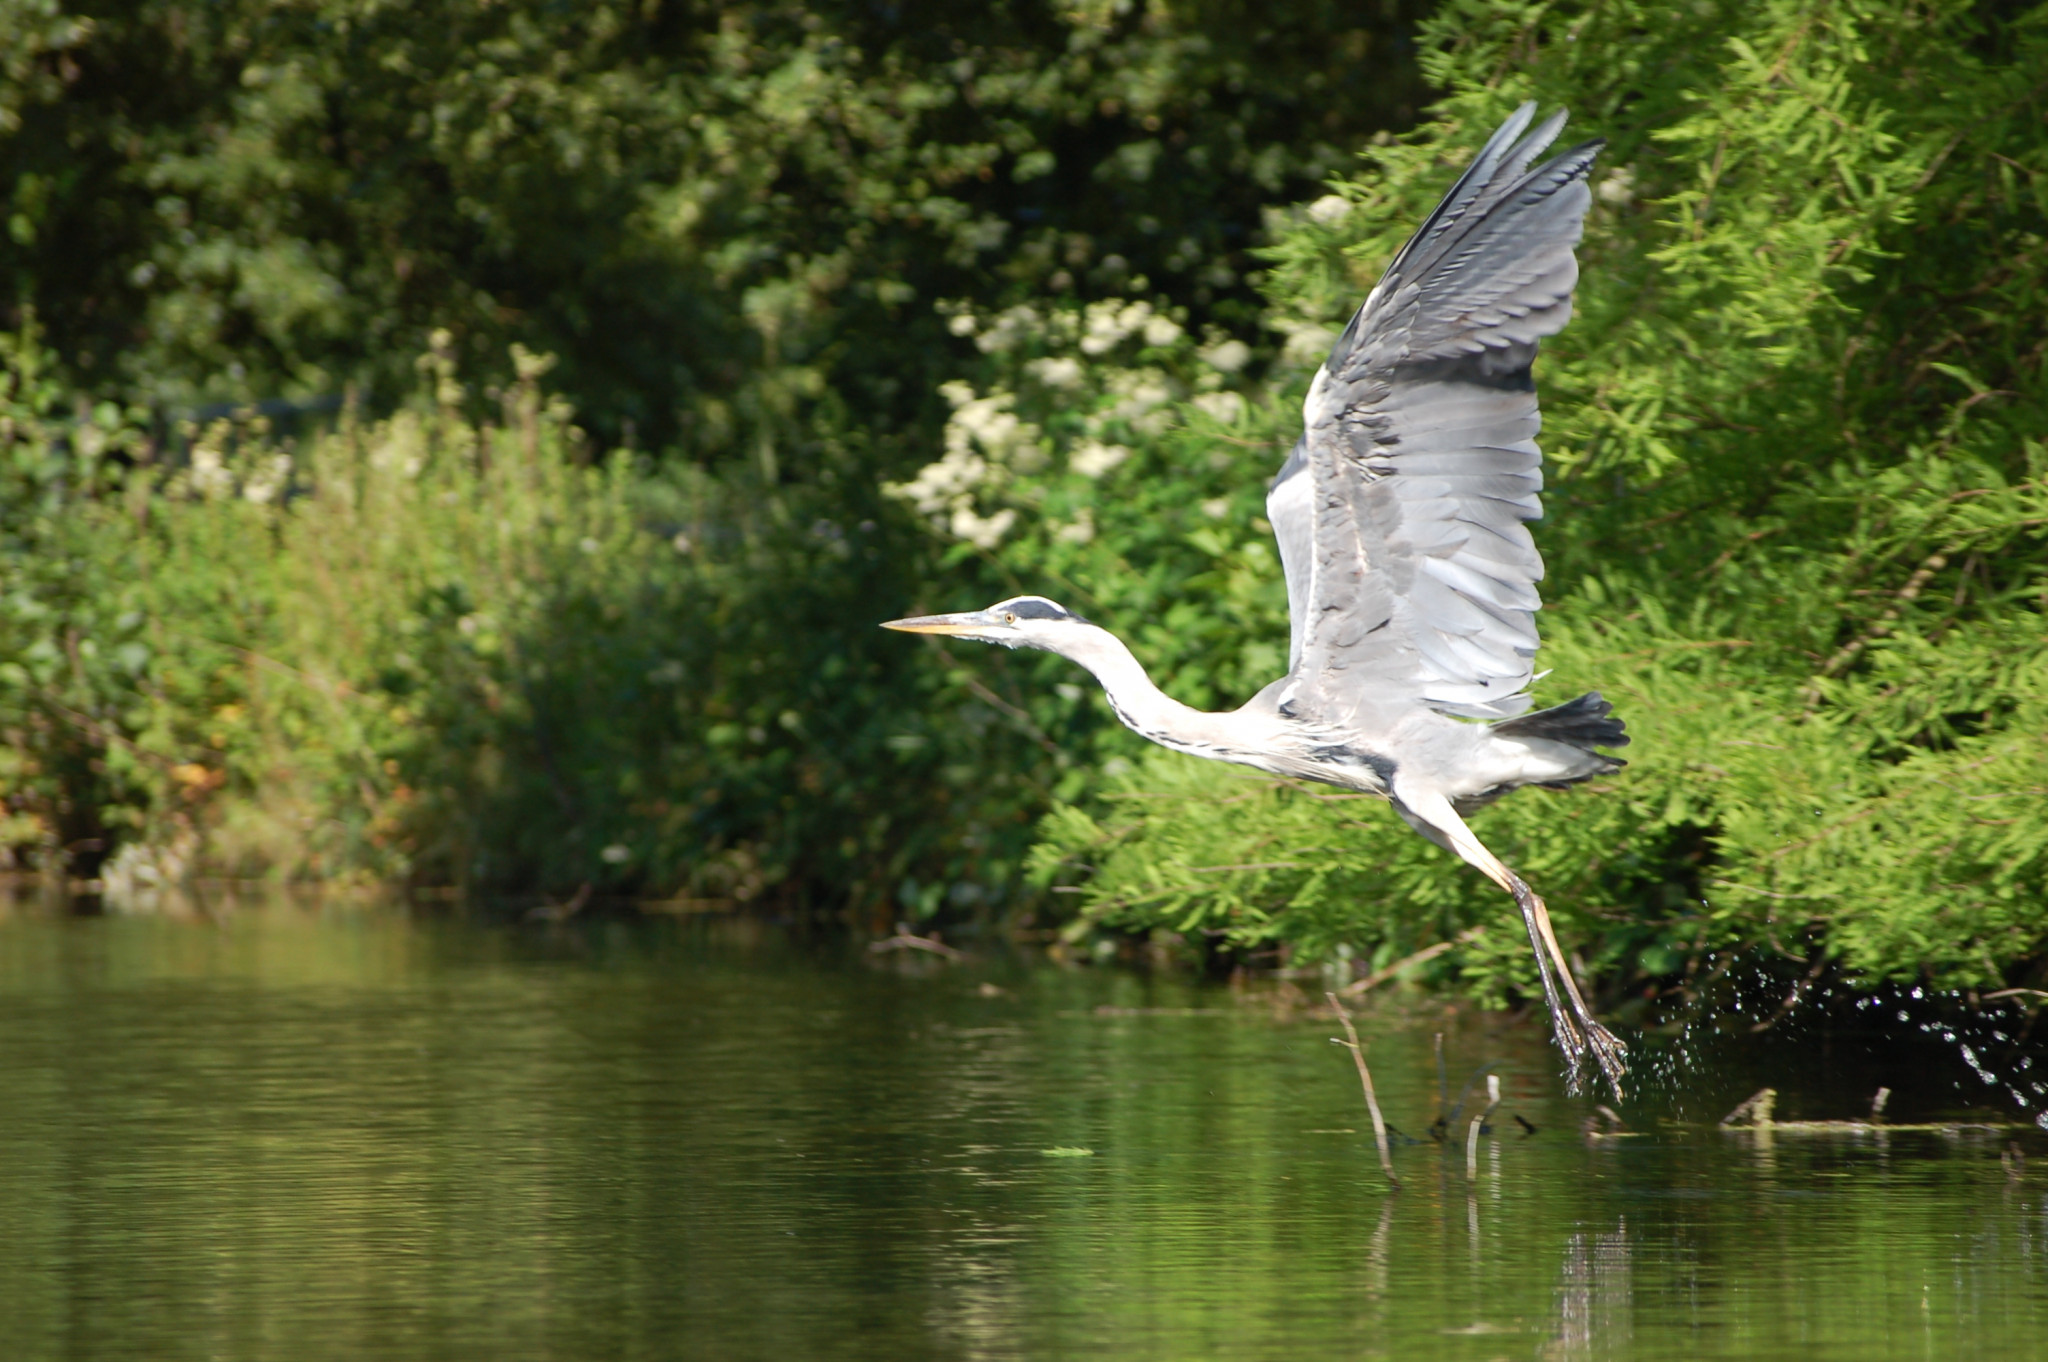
[{"xmin": 974, "ymin": 0, "xmax": 2048, "ymax": 996}]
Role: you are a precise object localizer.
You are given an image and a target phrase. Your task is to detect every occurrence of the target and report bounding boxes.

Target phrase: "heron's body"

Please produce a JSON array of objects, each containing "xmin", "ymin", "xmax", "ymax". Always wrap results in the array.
[
  {"xmin": 1044, "ymin": 623, "xmax": 1610, "ymax": 804},
  {"xmin": 886, "ymin": 105, "xmax": 1631, "ymax": 1095}
]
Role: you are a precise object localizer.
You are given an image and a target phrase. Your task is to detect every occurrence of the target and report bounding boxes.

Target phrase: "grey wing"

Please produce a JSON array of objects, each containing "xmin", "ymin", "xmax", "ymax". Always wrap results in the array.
[
  {"xmin": 1267, "ymin": 434, "xmax": 1314, "ymax": 671},
  {"xmin": 1267, "ymin": 103, "xmax": 1599, "ymax": 728}
]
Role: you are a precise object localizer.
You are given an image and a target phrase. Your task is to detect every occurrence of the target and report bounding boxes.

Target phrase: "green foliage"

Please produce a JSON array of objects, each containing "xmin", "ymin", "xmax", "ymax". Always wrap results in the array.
[
  {"xmin": 0, "ymin": 328, "xmax": 1070, "ymax": 906},
  {"xmin": 905, "ymin": 0, "xmax": 2048, "ymax": 995},
  {"xmin": 1, "ymin": 0, "xmax": 1428, "ymax": 455},
  {"xmin": 0, "ymin": 1, "xmax": 1433, "ymax": 911},
  {"xmin": 0, "ymin": 318, "xmax": 168, "ymax": 865},
  {"xmin": 7, "ymin": 0, "xmax": 2046, "ymax": 1001}
]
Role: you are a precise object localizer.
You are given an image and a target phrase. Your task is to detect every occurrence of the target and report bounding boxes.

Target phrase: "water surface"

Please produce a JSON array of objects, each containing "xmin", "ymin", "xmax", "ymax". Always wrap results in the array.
[{"xmin": 0, "ymin": 904, "xmax": 2042, "ymax": 1360}]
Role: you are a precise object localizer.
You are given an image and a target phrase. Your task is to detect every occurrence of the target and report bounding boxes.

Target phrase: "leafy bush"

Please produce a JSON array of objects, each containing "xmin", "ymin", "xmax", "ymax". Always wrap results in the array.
[
  {"xmin": 891, "ymin": 0, "xmax": 2048, "ymax": 995},
  {"xmin": 7, "ymin": 0, "xmax": 2045, "ymax": 1003},
  {"xmin": 1, "ymin": 0, "xmax": 1428, "ymax": 455},
  {"xmin": 0, "ymin": 0, "xmax": 1434, "ymax": 915},
  {"xmin": 0, "ymin": 331, "xmax": 1063, "ymax": 911}
]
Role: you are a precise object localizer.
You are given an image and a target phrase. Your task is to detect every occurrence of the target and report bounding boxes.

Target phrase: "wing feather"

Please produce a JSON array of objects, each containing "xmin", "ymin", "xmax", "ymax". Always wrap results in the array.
[{"xmin": 1268, "ymin": 104, "xmax": 1600, "ymax": 726}]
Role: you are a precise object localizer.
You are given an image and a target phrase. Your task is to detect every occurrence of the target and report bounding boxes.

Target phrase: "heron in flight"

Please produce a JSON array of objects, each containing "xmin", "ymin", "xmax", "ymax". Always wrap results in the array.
[{"xmin": 884, "ymin": 105, "xmax": 1629, "ymax": 1095}]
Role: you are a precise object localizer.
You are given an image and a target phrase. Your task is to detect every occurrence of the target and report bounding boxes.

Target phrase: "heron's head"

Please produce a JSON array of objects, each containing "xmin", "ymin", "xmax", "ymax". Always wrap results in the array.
[{"xmin": 881, "ymin": 595, "xmax": 1093, "ymax": 652}]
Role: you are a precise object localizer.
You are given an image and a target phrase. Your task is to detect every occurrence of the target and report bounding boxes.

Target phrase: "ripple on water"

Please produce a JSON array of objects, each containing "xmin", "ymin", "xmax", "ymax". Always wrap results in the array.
[{"xmin": 0, "ymin": 906, "xmax": 2041, "ymax": 1361}]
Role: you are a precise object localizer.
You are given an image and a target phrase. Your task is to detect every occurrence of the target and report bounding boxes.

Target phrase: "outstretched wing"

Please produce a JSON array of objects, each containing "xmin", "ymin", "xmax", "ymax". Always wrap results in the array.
[{"xmin": 1265, "ymin": 103, "xmax": 1600, "ymax": 728}]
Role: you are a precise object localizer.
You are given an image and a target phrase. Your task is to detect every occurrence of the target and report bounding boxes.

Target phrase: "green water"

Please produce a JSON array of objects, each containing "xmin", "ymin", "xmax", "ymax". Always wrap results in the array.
[{"xmin": 0, "ymin": 906, "xmax": 2043, "ymax": 1361}]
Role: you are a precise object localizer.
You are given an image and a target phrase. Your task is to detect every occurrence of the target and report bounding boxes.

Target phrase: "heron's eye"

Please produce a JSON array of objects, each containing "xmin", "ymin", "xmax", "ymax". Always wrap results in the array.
[{"xmin": 1004, "ymin": 612, "xmax": 1018, "ymax": 624}]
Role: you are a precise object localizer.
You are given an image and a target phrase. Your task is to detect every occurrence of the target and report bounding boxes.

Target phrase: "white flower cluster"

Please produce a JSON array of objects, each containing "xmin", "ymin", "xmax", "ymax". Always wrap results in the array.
[
  {"xmin": 1080, "ymin": 299, "xmax": 1183, "ymax": 355},
  {"xmin": 1096, "ymin": 369, "xmax": 1174, "ymax": 436},
  {"xmin": 1306, "ymin": 193, "xmax": 1352, "ymax": 225},
  {"xmin": 1200, "ymin": 338, "xmax": 1251, "ymax": 373},
  {"xmin": 947, "ymin": 504, "xmax": 1017, "ymax": 549},
  {"xmin": 1597, "ymin": 166, "xmax": 1635, "ymax": 205},
  {"xmin": 1274, "ymin": 317, "xmax": 1339, "ymax": 369},
  {"xmin": 947, "ymin": 297, "xmax": 1185, "ymax": 358},
  {"xmin": 943, "ymin": 382, "xmax": 1045, "ymax": 481},
  {"xmin": 1025, "ymin": 355, "xmax": 1084, "ymax": 389},
  {"xmin": 240, "ymin": 454, "xmax": 294, "ymax": 505},
  {"xmin": 1069, "ymin": 439, "xmax": 1130, "ymax": 478},
  {"xmin": 958, "ymin": 303, "xmax": 1048, "ymax": 355},
  {"xmin": 174, "ymin": 423, "xmax": 295, "ymax": 504},
  {"xmin": 883, "ymin": 381, "xmax": 1043, "ymax": 550},
  {"xmin": 189, "ymin": 445, "xmax": 235, "ymax": 500},
  {"xmin": 1190, "ymin": 390, "xmax": 1246, "ymax": 424},
  {"xmin": 898, "ymin": 295, "xmax": 1253, "ymax": 551}
]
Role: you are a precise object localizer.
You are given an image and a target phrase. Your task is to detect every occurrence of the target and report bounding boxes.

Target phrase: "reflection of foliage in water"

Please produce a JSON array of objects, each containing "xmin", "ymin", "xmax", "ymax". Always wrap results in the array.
[{"xmin": 0, "ymin": 910, "xmax": 2043, "ymax": 1359}]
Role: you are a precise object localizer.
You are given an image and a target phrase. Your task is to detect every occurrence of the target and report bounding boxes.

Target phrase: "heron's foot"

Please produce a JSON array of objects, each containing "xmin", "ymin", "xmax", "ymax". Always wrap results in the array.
[
  {"xmin": 1544, "ymin": 996, "xmax": 1628, "ymax": 1099},
  {"xmin": 1510, "ymin": 876, "xmax": 1629, "ymax": 1101},
  {"xmin": 1577, "ymin": 1015, "xmax": 1629, "ymax": 1102}
]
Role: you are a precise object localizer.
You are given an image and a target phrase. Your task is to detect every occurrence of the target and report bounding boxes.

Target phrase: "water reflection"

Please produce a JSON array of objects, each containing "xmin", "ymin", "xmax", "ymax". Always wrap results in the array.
[
  {"xmin": 1549, "ymin": 1221, "xmax": 1633, "ymax": 1358},
  {"xmin": 0, "ymin": 904, "xmax": 2041, "ymax": 1361}
]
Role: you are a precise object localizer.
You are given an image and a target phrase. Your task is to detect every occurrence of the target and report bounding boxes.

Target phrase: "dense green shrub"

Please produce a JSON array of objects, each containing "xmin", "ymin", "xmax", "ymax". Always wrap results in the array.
[
  {"xmin": 0, "ymin": 328, "xmax": 1077, "ymax": 909},
  {"xmin": 6, "ymin": 0, "xmax": 2046, "ymax": 1005},
  {"xmin": 0, "ymin": 0, "xmax": 1427, "ymax": 453},
  {"xmin": 890, "ymin": 0, "xmax": 2048, "ymax": 996},
  {"xmin": 0, "ymin": 1, "xmax": 1431, "ymax": 911}
]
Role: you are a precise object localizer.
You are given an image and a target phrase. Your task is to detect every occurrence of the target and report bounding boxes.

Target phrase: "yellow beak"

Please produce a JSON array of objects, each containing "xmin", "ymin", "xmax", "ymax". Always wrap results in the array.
[{"xmin": 879, "ymin": 611, "xmax": 1000, "ymax": 636}]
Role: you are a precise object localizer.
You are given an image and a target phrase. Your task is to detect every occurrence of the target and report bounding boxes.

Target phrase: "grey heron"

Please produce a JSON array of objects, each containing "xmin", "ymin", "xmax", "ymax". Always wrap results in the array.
[{"xmin": 884, "ymin": 105, "xmax": 1629, "ymax": 1095}]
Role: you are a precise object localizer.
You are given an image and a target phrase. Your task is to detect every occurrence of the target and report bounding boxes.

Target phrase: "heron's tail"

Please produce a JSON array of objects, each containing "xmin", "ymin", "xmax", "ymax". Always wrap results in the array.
[{"xmin": 1491, "ymin": 691, "xmax": 1628, "ymax": 770}]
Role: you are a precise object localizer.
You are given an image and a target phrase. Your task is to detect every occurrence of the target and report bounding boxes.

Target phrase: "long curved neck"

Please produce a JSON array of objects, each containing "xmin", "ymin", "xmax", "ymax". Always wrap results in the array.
[{"xmin": 1051, "ymin": 625, "xmax": 1232, "ymax": 752}]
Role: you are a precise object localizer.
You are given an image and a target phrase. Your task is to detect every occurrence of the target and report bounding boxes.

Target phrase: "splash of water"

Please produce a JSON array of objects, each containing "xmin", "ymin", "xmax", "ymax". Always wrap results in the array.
[{"xmin": 1626, "ymin": 957, "xmax": 2048, "ymax": 1128}]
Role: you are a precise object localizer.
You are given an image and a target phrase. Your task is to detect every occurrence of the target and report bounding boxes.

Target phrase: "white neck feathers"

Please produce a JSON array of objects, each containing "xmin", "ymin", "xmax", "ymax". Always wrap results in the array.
[{"xmin": 1047, "ymin": 625, "xmax": 1226, "ymax": 751}]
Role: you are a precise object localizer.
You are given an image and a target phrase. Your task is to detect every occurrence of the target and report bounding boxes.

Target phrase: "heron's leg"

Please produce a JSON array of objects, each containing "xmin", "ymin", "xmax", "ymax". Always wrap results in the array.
[
  {"xmin": 1507, "ymin": 874, "xmax": 1627, "ymax": 1099},
  {"xmin": 1392, "ymin": 789, "xmax": 1627, "ymax": 1098},
  {"xmin": 1506, "ymin": 874, "xmax": 1584, "ymax": 1065}
]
